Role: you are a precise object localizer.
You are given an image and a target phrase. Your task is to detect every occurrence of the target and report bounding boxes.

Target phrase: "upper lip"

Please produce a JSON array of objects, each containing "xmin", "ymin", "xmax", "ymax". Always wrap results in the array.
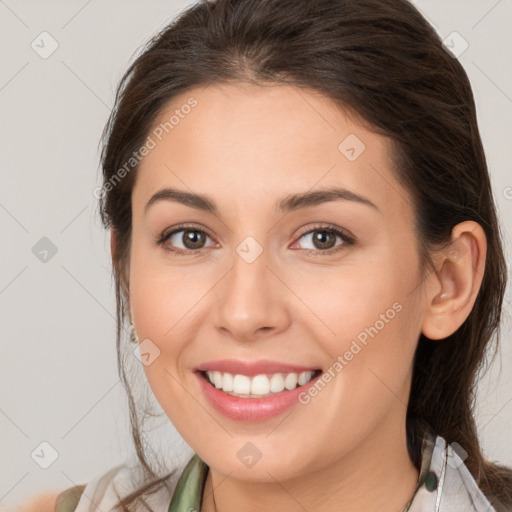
[{"xmin": 196, "ymin": 359, "xmax": 320, "ymax": 376}]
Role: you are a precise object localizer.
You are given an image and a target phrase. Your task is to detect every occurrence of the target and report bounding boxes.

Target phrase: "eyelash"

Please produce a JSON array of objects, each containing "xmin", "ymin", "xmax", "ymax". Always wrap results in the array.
[{"xmin": 156, "ymin": 222, "xmax": 356, "ymax": 256}]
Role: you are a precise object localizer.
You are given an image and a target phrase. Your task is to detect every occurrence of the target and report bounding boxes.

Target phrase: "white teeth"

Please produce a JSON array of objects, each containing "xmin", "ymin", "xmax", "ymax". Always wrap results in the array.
[
  {"xmin": 284, "ymin": 373, "xmax": 298, "ymax": 390},
  {"xmin": 213, "ymin": 371, "xmax": 222, "ymax": 389},
  {"xmin": 251, "ymin": 374, "xmax": 270, "ymax": 395},
  {"xmin": 222, "ymin": 372, "xmax": 233, "ymax": 392},
  {"xmin": 205, "ymin": 370, "xmax": 316, "ymax": 397},
  {"xmin": 298, "ymin": 371, "xmax": 313, "ymax": 386},
  {"xmin": 270, "ymin": 373, "xmax": 285, "ymax": 393},
  {"xmin": 233, "ymin": 374, "xmax": 251, "ymax": 394}
]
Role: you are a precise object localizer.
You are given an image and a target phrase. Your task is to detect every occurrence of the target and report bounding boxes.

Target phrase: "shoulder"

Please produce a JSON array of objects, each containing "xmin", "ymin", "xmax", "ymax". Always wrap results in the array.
[
  {"xmin": 54, "ymin": 459, "xmax": 184, "ymax": 512},
  {"xmin": 17, "ymin": 491, "xmax": 62, "ymax": 512}
]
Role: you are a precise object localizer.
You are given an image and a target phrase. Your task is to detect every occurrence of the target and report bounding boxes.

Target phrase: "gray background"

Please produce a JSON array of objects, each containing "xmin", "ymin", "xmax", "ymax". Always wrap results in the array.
[{"xmin": 1, "ymin": 0, "xmax": 511, "ymax": 509}]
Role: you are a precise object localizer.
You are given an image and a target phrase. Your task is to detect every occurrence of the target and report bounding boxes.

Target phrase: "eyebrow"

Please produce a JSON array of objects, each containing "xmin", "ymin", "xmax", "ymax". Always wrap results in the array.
[{"xmin": 144, "ymin": 186, "xmax": 380, "ymax": 215}]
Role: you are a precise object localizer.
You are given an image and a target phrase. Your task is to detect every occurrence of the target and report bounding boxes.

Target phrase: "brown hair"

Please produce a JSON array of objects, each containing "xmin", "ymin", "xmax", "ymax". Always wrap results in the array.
[{"xmin": 97, "ymin": 0, "xmax": 512, "ymax": 510}]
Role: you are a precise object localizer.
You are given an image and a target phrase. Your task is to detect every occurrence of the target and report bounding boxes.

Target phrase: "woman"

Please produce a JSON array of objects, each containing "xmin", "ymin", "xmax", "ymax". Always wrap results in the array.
[{"xmin": 52, "ymin": 0, "xmax": 512, "ymax": 510}]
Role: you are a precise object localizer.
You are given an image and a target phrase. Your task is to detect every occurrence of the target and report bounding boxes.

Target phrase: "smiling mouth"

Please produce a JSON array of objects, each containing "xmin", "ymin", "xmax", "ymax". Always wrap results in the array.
[{"xmin": 199, "ymin": 369, "xmax": 322, "ymax": 398}]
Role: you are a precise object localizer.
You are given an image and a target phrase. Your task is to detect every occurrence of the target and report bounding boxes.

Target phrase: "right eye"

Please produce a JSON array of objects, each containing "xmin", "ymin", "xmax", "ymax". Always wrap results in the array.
[{"xmin": 157, "ymin": 224, "xmax": 217, "ymax": 255}]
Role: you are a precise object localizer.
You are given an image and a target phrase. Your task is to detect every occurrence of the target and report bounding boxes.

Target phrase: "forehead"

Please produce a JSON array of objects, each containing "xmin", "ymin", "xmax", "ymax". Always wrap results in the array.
[
  {"xmin": 145, "ymin": 82, "xmax": 371, "ymax": 162},
  {"xmin": 133, "ymin": 82, "xmax": 412, "ymax": 221}
]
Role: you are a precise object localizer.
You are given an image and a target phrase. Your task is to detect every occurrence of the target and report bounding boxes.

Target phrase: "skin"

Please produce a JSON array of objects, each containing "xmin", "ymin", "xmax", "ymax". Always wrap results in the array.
[
  {"xmin": 110, "ymin": 82, "xmax": 486, "ymax": 512},
  {"xmin": 17, "ymin": 492, "xmax": 57, "ymax": 512}
]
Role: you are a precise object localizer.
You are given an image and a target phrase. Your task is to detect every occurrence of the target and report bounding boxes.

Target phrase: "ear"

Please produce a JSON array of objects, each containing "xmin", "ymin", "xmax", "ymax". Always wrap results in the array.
[
  {"xmin": 110, "ymin": 228, "xmax": 130, "ymax": 300},
  {"xmin": 421, "ymin": 221, "xmax": 487, "ymax": 340}
]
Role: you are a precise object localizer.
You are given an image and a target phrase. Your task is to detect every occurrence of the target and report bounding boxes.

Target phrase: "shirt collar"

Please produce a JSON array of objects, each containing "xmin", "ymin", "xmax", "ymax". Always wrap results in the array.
[
  {"xmin": 403, "ymin": 425, "xmax": 438, "ymax": 511},
  {"xmin": 168, "ymin": 452, "xmax": 208, "ymax": 512}
]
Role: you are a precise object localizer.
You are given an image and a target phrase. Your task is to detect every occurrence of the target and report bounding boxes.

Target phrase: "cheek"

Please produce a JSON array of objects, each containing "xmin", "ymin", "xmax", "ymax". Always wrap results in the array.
[
  {"xmin": 297, "ymin": 259, "xmax": 416, "ymax": 351},
  {"xmin": 128, "ymin": 249, "xmax": 212, "ymax": 406},
  {"xmin": 129, "ymin": 241, "xmax": 208, "ymax": 340},
  {"xmin": 302, "ymin": 249, "xmax": 421, "ymax": 401},
  {"xmin": 128, "ymin": 259, "xmax": 205, "ymax": 432}
]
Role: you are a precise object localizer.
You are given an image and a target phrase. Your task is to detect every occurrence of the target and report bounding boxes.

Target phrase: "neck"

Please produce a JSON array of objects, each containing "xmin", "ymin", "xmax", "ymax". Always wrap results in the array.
[{"xmin": 201, "ymin": 412, "xmax": 419, "ymax": 512}]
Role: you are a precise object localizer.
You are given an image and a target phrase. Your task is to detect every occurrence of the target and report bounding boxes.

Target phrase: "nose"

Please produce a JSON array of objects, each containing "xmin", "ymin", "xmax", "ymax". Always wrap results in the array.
[{"xmin": 212, "ymin": 247, "xmax": 291, "ymax": 343}]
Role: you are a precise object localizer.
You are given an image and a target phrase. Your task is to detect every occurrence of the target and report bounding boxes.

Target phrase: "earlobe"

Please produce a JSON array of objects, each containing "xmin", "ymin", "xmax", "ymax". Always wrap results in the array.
[{"xmin": 421, "ymin": 221, "xmax": 487, "ymax": 340}]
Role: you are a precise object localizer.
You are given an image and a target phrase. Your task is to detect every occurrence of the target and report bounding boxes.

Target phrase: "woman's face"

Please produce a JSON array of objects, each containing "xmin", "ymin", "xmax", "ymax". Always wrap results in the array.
[{"xmin": 127, "ymin": 82, "xmax": 426, "ymax": 481}]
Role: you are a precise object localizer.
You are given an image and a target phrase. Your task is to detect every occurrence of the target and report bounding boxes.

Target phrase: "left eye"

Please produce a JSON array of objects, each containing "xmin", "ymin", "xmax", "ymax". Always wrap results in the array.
[
  {"xmin": 293, "ymin": 227, "xmax": 352, "ymax": 252},
  {"xmin": 164, "ymin": 228, "xmax": 216, "ymax": 251}
]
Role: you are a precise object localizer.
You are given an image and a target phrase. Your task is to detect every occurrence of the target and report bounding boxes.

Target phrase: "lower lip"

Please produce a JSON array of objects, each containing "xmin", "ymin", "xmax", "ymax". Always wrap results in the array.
[{"xmin": 195, "ymin": 371, "xmax": 321, "ymax": 421}]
